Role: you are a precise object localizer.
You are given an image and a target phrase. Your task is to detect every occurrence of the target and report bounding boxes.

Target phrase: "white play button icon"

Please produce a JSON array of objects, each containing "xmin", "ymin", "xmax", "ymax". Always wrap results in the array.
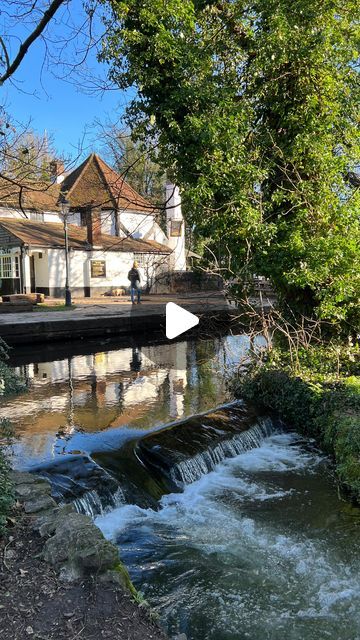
[{"xmin": 166, "ymin": 302, "xmax": 199, "ymax": 339}]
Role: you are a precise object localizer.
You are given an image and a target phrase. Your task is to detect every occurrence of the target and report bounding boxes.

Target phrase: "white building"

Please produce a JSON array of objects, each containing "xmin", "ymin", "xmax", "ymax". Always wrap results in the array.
[{"xmin": 0, "ymin": 153, "xmax": 186, "ymax": 297}]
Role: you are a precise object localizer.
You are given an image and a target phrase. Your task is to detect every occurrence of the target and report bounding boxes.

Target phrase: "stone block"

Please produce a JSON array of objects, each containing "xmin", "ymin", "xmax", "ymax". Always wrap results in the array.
[
  {"xmin": 10, "ymin": 471, "xmax": 39, "ymax": 485},
  {"xmin": 33, "ymin": 503, "xmax": 76, "ymax": 537},
  {"xmin": 15, "ymin": 480, "xmax": 51, "ymax": 500},
  {"xmin": 24, "ymin": 494, "xmax": 57, "ymax": 514},
  {"xmin": 43, "ymin": 512, "xmax": 119, "ymax": 574}
]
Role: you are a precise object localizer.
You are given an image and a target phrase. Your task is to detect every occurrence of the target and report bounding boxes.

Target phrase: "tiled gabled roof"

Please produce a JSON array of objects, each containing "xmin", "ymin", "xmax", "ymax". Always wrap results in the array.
[
  {"xmin": 0, "ymin": 178, "xmax": 61, "ymax": 211},
  {"xmin": 0, "ymin": 153, "xmax": 158, "ymax": 215},
  {"xmin": 0, "ymin": 218, "xmax": 171, "ymax": 254},
  {"xmin": 61, "ymin": 153, "xmax": 157, "ymax": 213}
]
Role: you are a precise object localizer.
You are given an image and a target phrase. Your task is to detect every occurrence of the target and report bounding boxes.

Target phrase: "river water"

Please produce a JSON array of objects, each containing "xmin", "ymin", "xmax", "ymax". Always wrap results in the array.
[{"xmin": 3, "ymin": 334, "xmax": 360, "ymax": 640}]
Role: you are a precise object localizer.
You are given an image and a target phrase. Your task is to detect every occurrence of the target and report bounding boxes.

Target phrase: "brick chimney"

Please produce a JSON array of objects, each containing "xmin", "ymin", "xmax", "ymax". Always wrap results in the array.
[
  {"xmin": 49, "ymin": 159, "xmax": 65, "ymax": 184},
  {"xmin": 87, "ymin": 209, "xmax": 102, "ymax": 246}
]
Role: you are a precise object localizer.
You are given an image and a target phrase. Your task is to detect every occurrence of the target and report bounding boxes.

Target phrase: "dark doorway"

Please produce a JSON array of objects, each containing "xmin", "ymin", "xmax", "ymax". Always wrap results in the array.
[{"xmin": 30, "ymin": 255, "xmax": 36, "ymax": 293}]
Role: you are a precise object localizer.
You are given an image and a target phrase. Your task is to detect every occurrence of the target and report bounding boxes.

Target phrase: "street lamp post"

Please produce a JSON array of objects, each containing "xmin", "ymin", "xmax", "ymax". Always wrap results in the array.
[{"xmin": 60, "ymin": 197, "xmax": 72, "ymax": 307}]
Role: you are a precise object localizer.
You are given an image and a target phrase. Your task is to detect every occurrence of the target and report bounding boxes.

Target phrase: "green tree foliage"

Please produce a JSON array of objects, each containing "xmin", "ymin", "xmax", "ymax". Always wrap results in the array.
[{"xmin": 100, "ymin": 0, "xmax": 360, "ymax": 329}]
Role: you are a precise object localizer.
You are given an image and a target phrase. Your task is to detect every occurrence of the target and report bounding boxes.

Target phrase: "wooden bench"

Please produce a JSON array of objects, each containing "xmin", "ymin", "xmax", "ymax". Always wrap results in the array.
[
  {"xmin": 0, "ymin": 301, "xmax": 34, "ymax": 313},
  {"xmin": 1, "ymin": 293, "xmax": 45, "ymax": 304}
]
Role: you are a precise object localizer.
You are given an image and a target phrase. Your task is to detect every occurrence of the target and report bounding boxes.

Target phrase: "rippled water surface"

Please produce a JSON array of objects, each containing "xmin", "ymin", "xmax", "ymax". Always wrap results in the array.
[
  {"xmin": 4, "ymin": 334, "xmax": 360, "ymax": 640},
  {"xmin": 5, "ymin": 334, "xmax": 253, "ymax": 467},
  {"xmin": 96, "ymin": 433, "xmax": 360, "ymax": 640}
]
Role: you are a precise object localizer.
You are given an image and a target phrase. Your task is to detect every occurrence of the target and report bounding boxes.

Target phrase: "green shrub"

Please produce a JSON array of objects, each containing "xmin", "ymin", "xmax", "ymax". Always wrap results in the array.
[
  {"xmin": 237, "ymin": 347, "xmax": 360, "ymax": 501},
  {"xmin": 0, "ymin": 419, "xmax": 14, "ymax": 534},
  {"xmin": 0, "ymin": 338, "xmax": 26, "ymax": 533}
]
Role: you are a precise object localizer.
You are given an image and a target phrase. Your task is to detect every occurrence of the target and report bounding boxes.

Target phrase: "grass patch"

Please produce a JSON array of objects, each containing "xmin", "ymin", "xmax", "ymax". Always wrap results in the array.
[{"xmin": 35, "ymin": 304, "xmax": 76, "ymax": 312}]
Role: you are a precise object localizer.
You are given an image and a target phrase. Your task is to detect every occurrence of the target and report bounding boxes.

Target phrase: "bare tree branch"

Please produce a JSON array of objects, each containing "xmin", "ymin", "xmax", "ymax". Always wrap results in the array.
[{"xmin": 0, "ymin": 0, "xmax": 66, "ymax": 85}]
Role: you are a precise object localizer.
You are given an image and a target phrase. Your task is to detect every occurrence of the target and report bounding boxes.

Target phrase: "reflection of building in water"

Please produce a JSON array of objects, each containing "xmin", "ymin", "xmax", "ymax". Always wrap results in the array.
[
  {"xmin": 5, "ymin": 338, "xmax": 225, "ymax": 466},
  {"xmin": 168, "ymin": 342, "xmax": 188, "ymax": 419},
  {"xmin": 130, "ymin": 347, "xmax": 142, "ymax": 372},
  {"xmin": 13, "ymin": 341, "xmax": 193, "ymax": 417}
]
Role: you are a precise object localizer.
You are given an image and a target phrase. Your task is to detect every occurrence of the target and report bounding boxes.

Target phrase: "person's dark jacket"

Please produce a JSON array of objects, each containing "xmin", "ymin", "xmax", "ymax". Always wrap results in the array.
[{"xmin": 128, "ymin": 268, "xmax": 141, "ymax": 287}]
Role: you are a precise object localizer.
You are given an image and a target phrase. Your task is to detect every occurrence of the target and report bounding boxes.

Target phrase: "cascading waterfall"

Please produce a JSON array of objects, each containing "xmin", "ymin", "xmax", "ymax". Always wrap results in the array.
[
  {"xmin": 50, "ymin": 409, "xmax": 280, "ymax": 516},
  {"xmin": 72, "ymin": 489, "xmax": 105, "ymax": 518},
  {"xmin": 72, "ymin": 486, "xmax": 125, "ymax": 518},
  {"xmin": 76, "ymin": 416, "xmax": 279, "ymax": 515},
  {"xmin": 96, "ymin": 431, "xmax": 360, "ymax": 640},
  {"xmin": 33, "ymin": 454, "xmax": 126, "ymax": 518},
  {"xmin": 169, "ymin": 417, "xmax": 277, "ymax": 486}
]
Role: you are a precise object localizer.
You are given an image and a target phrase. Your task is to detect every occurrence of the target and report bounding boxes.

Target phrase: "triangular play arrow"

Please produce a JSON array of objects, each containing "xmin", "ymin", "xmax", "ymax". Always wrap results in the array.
[{"xmin": 166, "ymin": 302, "xmax": 199, "ymax": 340}]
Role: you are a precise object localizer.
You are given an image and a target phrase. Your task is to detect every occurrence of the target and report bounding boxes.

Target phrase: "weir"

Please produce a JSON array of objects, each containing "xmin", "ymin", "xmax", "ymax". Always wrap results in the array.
[
  {"xmin": 167, "ymin": 417, "xmax": 276, "ymax": 486},
  {"xmin": 135, "ymin": 403, "xmax": 280, "ymax": 488},
  {"xmin": 32, "ymin": 402, "xmax": 281, "ymax": 517},
  {"xmin": 6, "ymin": 334, "xmax": 360, "ymax": 640}
]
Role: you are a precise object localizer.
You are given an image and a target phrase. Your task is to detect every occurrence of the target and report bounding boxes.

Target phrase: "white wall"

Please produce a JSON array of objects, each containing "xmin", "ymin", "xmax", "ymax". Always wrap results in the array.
[
  {"xmin": 43, "ymin": 211, "xmax": 63, "ymax": 223},
  {"xmin": 101, "ymin": 211, "xmax": 116, "ymax": 235},
  {"xmin": 47, "ymin": 248, "xmax": 160, "ymax": 293},
  {"xmin": 44, "ymin": 211, "xmax": 82, "ymax": 225},
  {"xmin": 32, "ymin": 250, "xmax": 49, "ymax": 287},
  {"xmin": 0, "ymin": 206, "xmax": 82, "ymax": 226},
  {"xmin": 165, "ymin": 183, "xmax": 186, "ymax": 271},
  {"xmin": 120, "ymin": 210, "xmax": 155, "ymax": 239},
  {"xmin": 0, "ymin": 206, "xmax": 20, "ymax": 219},
  {"xmin": 23, "ymin": 253, "xmax": 31, "ymax": 292}
]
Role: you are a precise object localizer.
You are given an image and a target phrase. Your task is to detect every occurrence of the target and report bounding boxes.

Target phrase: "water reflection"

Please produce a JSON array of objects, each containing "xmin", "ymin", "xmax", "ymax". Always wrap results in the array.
[{"xmin": 2, "ymin": 334, "xmax": 264, "ymax": 468}]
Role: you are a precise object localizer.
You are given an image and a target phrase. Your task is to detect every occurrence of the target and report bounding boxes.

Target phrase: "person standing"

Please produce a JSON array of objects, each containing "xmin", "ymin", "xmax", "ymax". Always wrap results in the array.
[{"xmin": 128, "ymin": 260, "xmax": 142, "ymax": 304}]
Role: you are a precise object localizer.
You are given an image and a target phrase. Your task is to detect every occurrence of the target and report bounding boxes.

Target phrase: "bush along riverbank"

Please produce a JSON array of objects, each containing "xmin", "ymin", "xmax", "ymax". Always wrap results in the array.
[
  {"xmin": 236, "ymin": 344, "xmax": 360, "ymax": 502},
  {"xmin": 0, "ymin": 337, "xmax": 27, "ymax": 534}
]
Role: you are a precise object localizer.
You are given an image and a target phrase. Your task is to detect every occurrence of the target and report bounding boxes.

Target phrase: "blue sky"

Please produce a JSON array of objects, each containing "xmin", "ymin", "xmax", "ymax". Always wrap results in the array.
[{"xmin": 2, "ymin": 1, "xmax": 129, "ymax": 161}]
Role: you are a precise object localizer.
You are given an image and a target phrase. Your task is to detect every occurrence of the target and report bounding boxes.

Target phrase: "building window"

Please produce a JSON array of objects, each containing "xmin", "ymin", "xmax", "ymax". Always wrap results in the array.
[
  {"xmin": 0, "ymin": 254, "xmax": 19, "ymax": 279},
  {"xmin": 30, "ymin": 212, "xmax": 44, "ymax": 222},
  {"xmin": 90, "ymin": 260, "xmax": 106, "ymax": 277},
  {"xmin": 80, "ymin": 211, "xmax": 88, "ymax": 227},
  {"xmin": 170, "ymin": 220, "xmax": 183, "ymax": 237},
  {"xmin": 133, "ymin": 253, "xmax": 147, "ymax": 267}
]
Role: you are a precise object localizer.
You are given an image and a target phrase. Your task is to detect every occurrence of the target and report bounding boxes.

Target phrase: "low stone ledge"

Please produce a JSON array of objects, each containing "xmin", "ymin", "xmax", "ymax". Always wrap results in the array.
[
  {"xmin": 10, "ymin": 470, "xmax": 41, "ymax": 485},
  {"xmin": 43, "ymin": 512, "xmax": 119, "ymax": 574},
  {"xmin": 14, "ymin": 479, "xmax": 51, "ymax": 499},
  {"xmin": 12, "ymin": 471, "xmax": 132, "ymax": 588},
  {"xmin": 33, "ymin": 503, "xmax": 76, "ymax": 537},
  {"xmin": 24, "ymin": 494, "xmax": 58, "ymax": 513}
]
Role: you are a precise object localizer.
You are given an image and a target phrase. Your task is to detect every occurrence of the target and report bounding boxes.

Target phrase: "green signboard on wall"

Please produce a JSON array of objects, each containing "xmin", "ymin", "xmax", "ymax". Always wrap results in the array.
[{"xmin": 90, "ymin": 260, "xmax": 106, "ymax": 278}]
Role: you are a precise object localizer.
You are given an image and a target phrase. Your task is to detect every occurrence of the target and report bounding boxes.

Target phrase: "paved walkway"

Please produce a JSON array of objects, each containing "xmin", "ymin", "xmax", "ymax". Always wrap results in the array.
[{"xmin": 0, "ymin": 292, "xmax": 232, "ymax": 345}]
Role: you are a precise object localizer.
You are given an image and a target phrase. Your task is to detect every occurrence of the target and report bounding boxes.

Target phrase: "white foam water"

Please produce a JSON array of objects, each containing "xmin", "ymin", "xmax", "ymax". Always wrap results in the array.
[
  {"xmin": 96, "ymin": 433, "xmax": 360, "ymax": 640},
  {"xmin": 73, "ymin": 486, "xmax": 125, "ymax": 518},
  {"xmin": 169, "ymin": 417, "xmax": 276, "ymax": 485}
]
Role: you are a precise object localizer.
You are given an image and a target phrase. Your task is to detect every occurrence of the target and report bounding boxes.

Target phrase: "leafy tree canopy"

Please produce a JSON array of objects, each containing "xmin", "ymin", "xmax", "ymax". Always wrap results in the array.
[{"xmin": 100, "ymin": 0, "xmax": 359, "ymax": 329}]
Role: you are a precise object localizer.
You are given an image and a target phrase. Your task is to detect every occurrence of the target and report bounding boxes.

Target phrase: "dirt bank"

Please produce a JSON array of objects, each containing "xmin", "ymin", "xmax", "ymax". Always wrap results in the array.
[{"xmin": 0, "ymin": 511, "xmax": 168, "ymax": 640}]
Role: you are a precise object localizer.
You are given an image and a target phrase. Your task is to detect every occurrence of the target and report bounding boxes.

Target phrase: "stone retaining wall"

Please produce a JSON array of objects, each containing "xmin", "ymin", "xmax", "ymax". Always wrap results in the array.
[
  {"xmin": 10, "ymin": 470, "xmax": 135, "ymax": 589},
  {"xmin": 152, "ymin": 271, "xmax": 224, "ymax": 294},
  {"xmin": 10, "ymin": 470, "xmax": 190, "ymax": 640}
]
